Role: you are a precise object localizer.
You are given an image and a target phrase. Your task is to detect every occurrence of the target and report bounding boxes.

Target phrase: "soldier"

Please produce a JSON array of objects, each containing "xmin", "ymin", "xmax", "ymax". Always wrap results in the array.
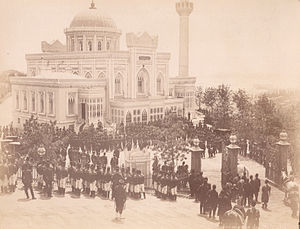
[
  {"xmin": 207, "ymin": 184, "xmax": 218, "ymax": 219},
  {"xmin": 56, "ymin": 163, "xmax": 62, "ymax": 194},
  {"xmin": 59, "ymin": 162, "xmax": 68, "ymax": 195},
  {"xmin": 101, "ymin": 152, "xmax": 108, "ymax": 171},
  {"xmin": 104, "ymin": 167, "xmax": 112, "ymax": 199},
  {"xmin": 114, "ymin": 179, "xmax": 127, "ymax": 220},
  {"xmin": 36, "ymin": 161, "xmax": 45, "ymax": 190},
  {"xmin": 156, "ymin": 171, "xmax": 162, "ymax": 198},
  {"xmin": 161, "ymin": 173, "xmax": 168, "ymax": 200},
  {"xmin": 253, "ymin": 174, "xmax": 261, "ymax": 203},
  {"xmin": 129, "ymin": 168, "xmax": 135, "ymax": 197},
  {"xmin": 112, "ymin": 167, "xmax": 123, "ymax": 199},
  {"xmin": 83, "ymin": 165, "xmax": 90, "ymax": 195},
  {"xmin": 169, "ymin": 173, "xmax": 178, "ymax": 201},
  {"xmin": 261, "ymin": 180, "xmax": 271, "ymax": 209},
  {"xmin": 68, "ymin": 163, "xmax": 76, "ymax": 193},
  {"xmin": 89, "ymin": 166, "xmax": 97, "ymax": 198},
  {"xmin": 198, "ymin": 177, "xmax": 210, "ymax": 215},
  {"xmin": 75, "ymin": 164, "xmax": 83, "ymax": 196},
  {"xmin": 242, "ymin": 178, "xmax": 252, "ymax": 207},
  {"xmin": 21, "ymin": 157, "xmax": 36, "ymax": 199},
  {"xmin": 152, "ymin": 170, "xmax": 158, "ymax": 196},
  {"xmin": 44, "ymin": 162, "xmax": 54, "ymax": 198},
  {"xmin": 110, "ymin": 155, "xmax": 119, "ymax": 173},
  {"xmin": 96, "ymin": 166, "xmax": 104, "ymax": 196},
  {"xmin": 217, "ymin": 186, "xmax": 232, "ymax": 226},
  {"xmin": 137, "ymin": 170, "xmax": 145, "ymax": 199}
]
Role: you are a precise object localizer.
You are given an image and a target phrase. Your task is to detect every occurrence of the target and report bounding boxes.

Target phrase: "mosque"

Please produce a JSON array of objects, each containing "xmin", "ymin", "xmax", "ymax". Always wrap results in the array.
[{"xmin": 11, "ymin": 0, "xmax": 196, "ymax": 130}]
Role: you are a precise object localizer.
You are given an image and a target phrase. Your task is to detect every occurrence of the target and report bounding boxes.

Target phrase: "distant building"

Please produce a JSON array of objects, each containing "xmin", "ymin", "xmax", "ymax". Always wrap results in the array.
[{"xmin": 11, "ymin": 0, "xmax": 196, "ymax": 129}]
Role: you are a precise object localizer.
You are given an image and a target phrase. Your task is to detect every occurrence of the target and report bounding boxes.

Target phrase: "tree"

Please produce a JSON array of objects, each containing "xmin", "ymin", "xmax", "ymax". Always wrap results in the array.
[{"xmin": 203, "ymin": 87, "xmax": 217, "ymax": 113}]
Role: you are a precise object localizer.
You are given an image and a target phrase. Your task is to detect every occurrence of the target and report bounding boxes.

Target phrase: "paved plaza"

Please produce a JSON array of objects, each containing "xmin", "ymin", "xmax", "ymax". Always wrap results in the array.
[{"xmin": 0, "ymin": 154, "xmax": 298, "ymax": 229}]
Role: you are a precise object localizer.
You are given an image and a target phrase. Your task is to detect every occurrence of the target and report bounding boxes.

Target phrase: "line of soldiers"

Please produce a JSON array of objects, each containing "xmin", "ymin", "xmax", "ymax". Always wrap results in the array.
[
  {"xmin": 152, "ymin": 161, "xmax": 180, "ymax": 201},
  {"xmin": 35, "ymin": 159, "xmax": 146, "ymax": 200}
]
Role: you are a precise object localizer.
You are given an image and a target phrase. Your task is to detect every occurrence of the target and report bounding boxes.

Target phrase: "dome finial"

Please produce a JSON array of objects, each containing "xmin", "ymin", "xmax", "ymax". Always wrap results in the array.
[{"xmin": 89, "ymin": 0, "xmax": 96, "ymax": 9}]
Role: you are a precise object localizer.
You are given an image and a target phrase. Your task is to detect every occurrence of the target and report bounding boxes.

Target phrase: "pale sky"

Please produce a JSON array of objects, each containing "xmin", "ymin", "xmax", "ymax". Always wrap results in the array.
[{"xmin": 0, "ymin": 0, "xmax": 300, "ymax": 90}]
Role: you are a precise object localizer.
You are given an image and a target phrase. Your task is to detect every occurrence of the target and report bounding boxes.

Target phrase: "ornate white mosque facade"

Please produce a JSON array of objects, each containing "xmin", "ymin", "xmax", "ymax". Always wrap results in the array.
[{"xmin": 11, "ymin": 0, "xmax": 196, "ymax": 129}]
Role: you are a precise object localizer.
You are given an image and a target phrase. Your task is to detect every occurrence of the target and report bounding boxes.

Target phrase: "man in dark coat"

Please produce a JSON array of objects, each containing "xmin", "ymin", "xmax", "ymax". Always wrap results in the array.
[
  {"xmin": 207, "ymin": 184, "xmax": 218, "ymax": 218},
  {"xmin": 114, "ymin": 179, "xmax": 127, "ymax": 220},
  {"xmin": 44, "ymin": 163, "xmax": 54, "ymax": 198},
  {"xmin": 22, "ymin": 158, "xmax": 36, "ymax": 199},
  {"xmin": 198, "ymin": 177, "xmax": 210, "ymax": 214},
  {"xmin": 253, "ymin": 174, "xmax": 261, "ymax": 203}
]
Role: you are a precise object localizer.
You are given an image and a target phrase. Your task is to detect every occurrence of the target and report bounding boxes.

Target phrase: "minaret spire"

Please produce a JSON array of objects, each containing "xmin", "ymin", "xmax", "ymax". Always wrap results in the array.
[{"xmin": 89, "ymin": 0, "xmax": 96, "ymax": 9}]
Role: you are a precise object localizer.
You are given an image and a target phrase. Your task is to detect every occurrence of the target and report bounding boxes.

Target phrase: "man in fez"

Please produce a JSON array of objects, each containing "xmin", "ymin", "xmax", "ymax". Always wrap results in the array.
[
  {"xmin": 22, "ymin": 157, "xmax": 36, "ymax": 199},
  {"xmin": 114, "ymin": 178, "xmax": 127, "ymax": 220}
]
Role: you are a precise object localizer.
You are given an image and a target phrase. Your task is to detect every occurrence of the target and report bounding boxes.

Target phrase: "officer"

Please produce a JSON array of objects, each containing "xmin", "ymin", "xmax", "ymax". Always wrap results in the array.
[{"xmin": 21, "ymin": 157, "xmax": 36, "ymax": 199}]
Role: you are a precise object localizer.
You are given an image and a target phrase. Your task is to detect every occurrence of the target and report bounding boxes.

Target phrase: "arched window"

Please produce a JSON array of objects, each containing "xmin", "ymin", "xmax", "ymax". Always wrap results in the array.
[
  {"xmin": 142, "ymin": 110, "xmax": 147, "ymax": 123},
  {"xmin": 157, "ymin": 76, "xmax": 162, "ymax": 93},
  {"xmin": 88, "ymin": 41, "xmax": 92, "ymax": 51},
  {"xmin": 48, "ymin": 92, "xmax": 54, "ymax": 114},
  {"xmin": 106, "ymin": 41, "xmax": 110, "ymax": 50},
  {"xmin": 23, "ymin": 91, "xmax": 27, "ymax": 110},
  {"xmin": 98, "ymin": 72, "xmax": 105, "ymax": 79},
  {"xmin": 138, "ymin": 76, "xmax": 144, "ymax": 94},
  {"xmin": 115, "ymin": 77, "xmax": 121, "ymax": 94},
  {"xmin": 126, "ymin": 112, "xmax": 132, "ymax": 124},
  {"xmin": 68, "ymin": 93, "xmax": 75, "ymax": 115},
  {"xmin": 98, "ymin": 41, "xmax": 102, "ymax": 51},
  {"xmin": 79, "ymin": 41, "xmax": 83, "ymax": 51},
  {"xmin": 73, "ymin": 71, "xmax": 79, "ymax": 76},
  {"xmin": 85, "ymin": 72, "xmax": 92, "ymax": 79},
  {"xmin": 137, "ymin": 68, "xmax": 149, "ymax": 95},
  {"xmin": 39, "ymin": 92, "xmax": 45, "ymax": 113}
]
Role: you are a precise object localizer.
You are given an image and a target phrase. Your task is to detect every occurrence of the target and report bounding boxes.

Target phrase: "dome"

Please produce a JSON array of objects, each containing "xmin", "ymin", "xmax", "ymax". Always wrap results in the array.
[{"xmin": 70, "ymin": 7, "xmax": 117, "ymax": 29}]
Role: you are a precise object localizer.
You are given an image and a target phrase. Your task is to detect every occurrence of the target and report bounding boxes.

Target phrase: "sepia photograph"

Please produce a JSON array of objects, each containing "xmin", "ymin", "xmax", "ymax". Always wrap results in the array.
[{"xmin": 0, "ymin": 0, "xmax": 299, "ymax": 228}]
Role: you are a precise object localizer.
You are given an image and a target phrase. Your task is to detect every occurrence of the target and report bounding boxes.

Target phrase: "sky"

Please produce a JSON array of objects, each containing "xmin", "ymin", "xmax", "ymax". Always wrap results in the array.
[{"xmin": 0, "ymin": 0, "xmax": 300, "ymax": 90}]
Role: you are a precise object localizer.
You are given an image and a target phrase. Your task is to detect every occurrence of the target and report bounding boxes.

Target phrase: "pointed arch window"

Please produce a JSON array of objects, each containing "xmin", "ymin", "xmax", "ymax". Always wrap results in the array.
[
  {"xmin": 138, "ymin": 76, "xmax": 144, "ymax": 94},
  {"xmin": 137, "ymin": 68, "xmax": 149, "ymax": 95},
  {"xmin": 68, "ymin": 93, "xmax": 75, "ymax": 115},
  {"xmin": 98, "ymin": 41, "xmax": 102, "ymax": 51},
  {"xmin": 115, "ymin": 73, "xmax": 122, "ymax": 95},
  {"xmin": 126, "ymin": 112, "xmax": 132, "ymax": 124},
  {"xmin": 106, "ymin": 41, "xmax": 110, "ymax": 50},
  {"xmin": 157, "ymin": 75, "xmax": 162, "ymax": 93},
  {"xmin": 23, "ymin": 91, "xmax": 27, "ymax": 110},
  {"xmin": 79, "ymin": 41, "xmax": 83, "ymax": 51},
  {"xmin": 88, "ymin": 41, "xmax": 92, "ymax": 51},
  {"xmin": 48, "ymin": 92, "xmax": 54, "ymax": 114}
]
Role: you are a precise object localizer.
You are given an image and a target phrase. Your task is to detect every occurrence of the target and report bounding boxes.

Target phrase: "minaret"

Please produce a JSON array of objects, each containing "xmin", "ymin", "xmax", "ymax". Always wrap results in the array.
[{"xmin": 176, "ymin": 0, "xmax": 193, "ymax": 77}]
